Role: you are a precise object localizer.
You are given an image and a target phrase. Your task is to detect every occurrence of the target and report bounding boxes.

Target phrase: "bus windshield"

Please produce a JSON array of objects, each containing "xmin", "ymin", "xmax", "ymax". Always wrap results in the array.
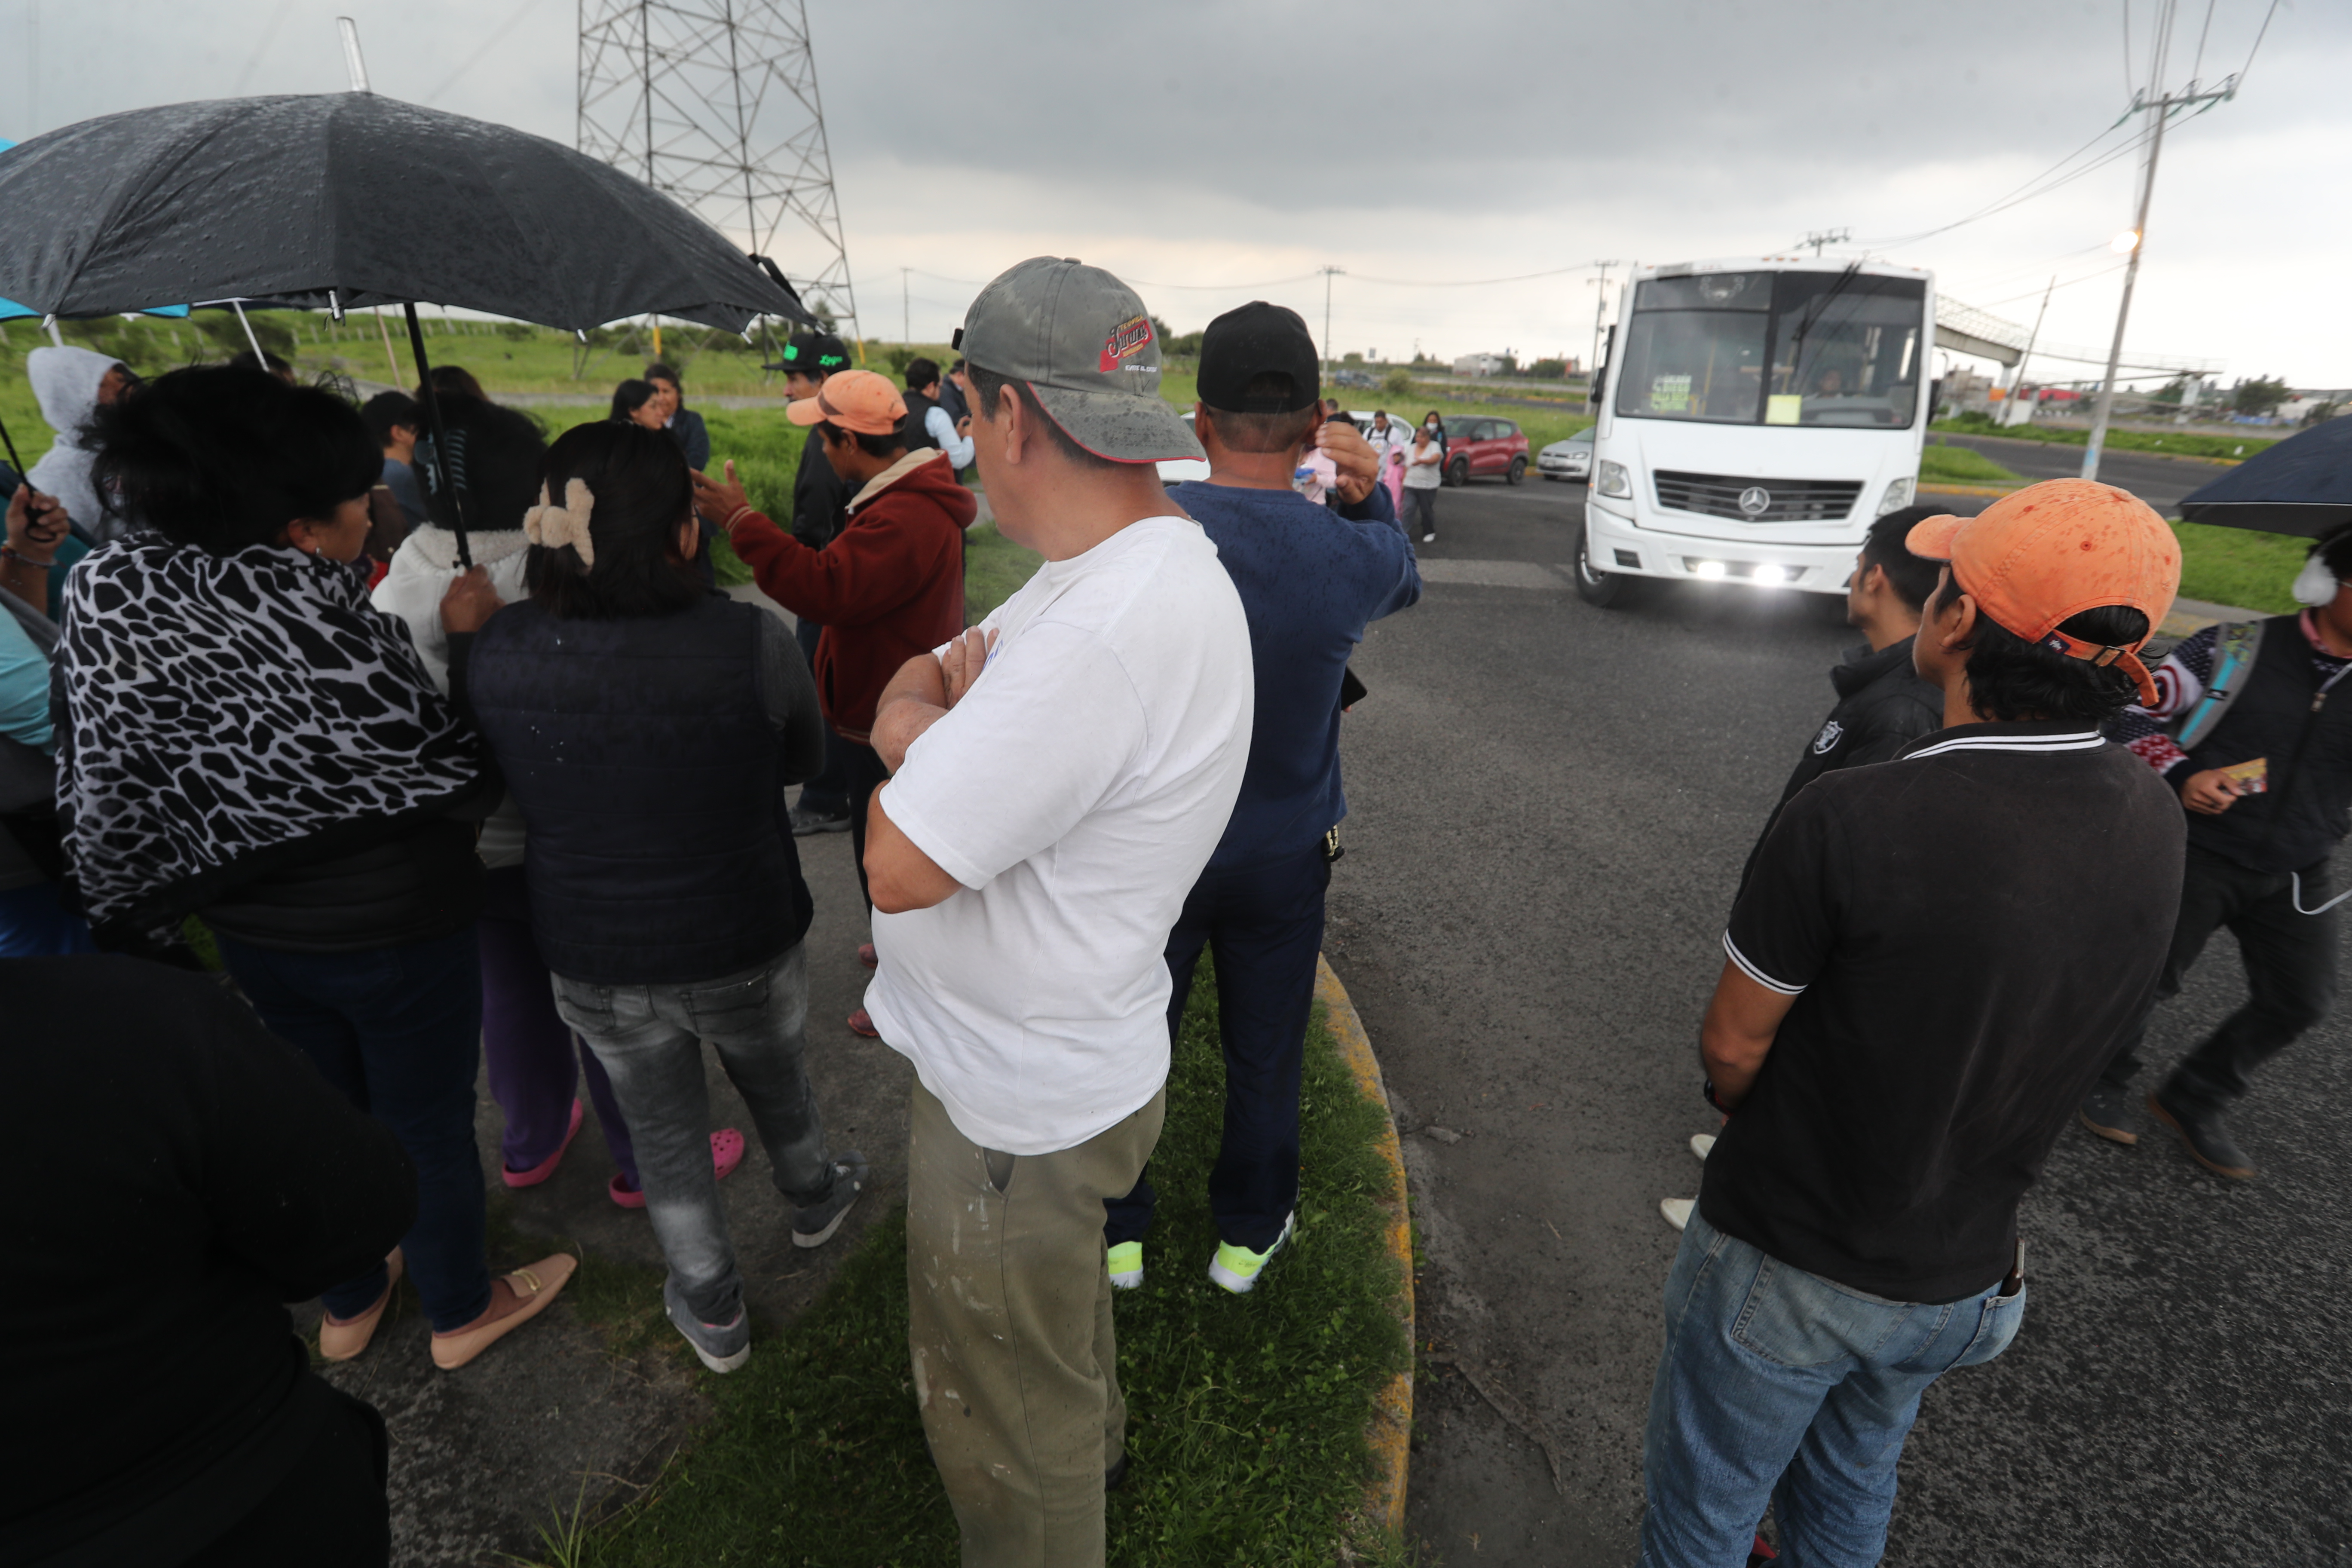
[{"xmin": 1616, "ymin": 270, "xmax": 1925, "ymax": 429}]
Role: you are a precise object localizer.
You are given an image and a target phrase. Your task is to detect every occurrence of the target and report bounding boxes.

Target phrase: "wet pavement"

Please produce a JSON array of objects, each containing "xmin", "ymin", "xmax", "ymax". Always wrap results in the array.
[{"xmin": 1329, "ymin": 477, "xmax": 2352, "ymax": 1565}]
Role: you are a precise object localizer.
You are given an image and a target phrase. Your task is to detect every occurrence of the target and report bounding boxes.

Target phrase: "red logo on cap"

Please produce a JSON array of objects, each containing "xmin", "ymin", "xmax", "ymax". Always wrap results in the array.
[{"xmin": 1099, "ymin": 314, "xmax": 1153, "ymax": 372}]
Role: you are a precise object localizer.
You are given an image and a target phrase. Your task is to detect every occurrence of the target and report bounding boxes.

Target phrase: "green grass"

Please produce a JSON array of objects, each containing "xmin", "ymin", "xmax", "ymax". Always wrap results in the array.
[
  {"xmin": 544, "ymin": 961, "xmax": 1410, "ymax": 1568},
  {"xmin": 1917, "ymin": 444, "xmax": 2023, "ymax": 486},
  {"xmin": 964, "ymin": 522, "xmax": 1044, "ymax": 623},
  {"xmin": 2171, "ymin": 521, "xmax": 2305, "ymax": 614},
  {"xmin": 1931, "ymin": 410, "xmax": 2278, "ymax": 462}
]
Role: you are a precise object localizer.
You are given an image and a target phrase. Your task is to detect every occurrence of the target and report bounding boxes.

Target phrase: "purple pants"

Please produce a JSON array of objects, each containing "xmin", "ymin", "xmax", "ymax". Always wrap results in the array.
[{"xmin": 479, "ymin": 867, "xmax": 640, "ymax": 1190}]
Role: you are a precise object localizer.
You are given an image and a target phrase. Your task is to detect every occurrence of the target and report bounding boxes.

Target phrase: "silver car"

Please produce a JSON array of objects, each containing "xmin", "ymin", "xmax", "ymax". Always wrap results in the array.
[{"xmin": 1537, "ymin": 427, "xmax": 1594, "ymax": 482}]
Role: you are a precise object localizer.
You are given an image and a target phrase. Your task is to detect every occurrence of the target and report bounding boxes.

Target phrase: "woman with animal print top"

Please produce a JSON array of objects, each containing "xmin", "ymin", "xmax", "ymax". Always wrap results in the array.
[{"xmin": 58, "ymin": 366, "xmax": 574, "ymax": 1372}]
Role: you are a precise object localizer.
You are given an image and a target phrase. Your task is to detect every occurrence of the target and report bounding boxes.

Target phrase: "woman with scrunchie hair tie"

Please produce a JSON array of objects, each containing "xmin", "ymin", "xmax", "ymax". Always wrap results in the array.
[{"xmin": 469, "ymin": 420, "xmax": 867, "ymax": 1375}]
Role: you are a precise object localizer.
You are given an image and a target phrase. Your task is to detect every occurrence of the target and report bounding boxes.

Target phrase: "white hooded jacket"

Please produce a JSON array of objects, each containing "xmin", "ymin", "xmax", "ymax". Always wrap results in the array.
[
  {"xmin": 373, "ymin": 524, "xmax": 533, "ymax": 867},
  {"xmin": 26, "ymin": 346, "xmax": 124, "ymax": 542}
]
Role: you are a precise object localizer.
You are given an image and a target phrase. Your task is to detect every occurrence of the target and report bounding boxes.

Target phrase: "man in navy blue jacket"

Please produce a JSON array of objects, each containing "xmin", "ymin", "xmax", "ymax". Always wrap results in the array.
[{"xmin": 1103, "ymin": 302, "xmax": 1421, "ymax": 1293}]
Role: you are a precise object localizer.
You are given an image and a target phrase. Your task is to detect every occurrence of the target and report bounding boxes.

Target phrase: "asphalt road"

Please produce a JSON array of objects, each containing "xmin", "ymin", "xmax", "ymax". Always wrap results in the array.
[
  {"xmin": 1330, "ymin": 477, "xmax": 2352, "ymax": 1565},
  {"xmin": 1933, "ymin": 432, "xmax": 2217, "ymax": 516}
]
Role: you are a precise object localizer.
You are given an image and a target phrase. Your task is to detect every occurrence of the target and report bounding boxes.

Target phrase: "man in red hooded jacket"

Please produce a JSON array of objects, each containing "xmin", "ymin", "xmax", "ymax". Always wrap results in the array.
[{"xmin": 693, "ymin": 368, "xmax": 977, "ymax": 1035}]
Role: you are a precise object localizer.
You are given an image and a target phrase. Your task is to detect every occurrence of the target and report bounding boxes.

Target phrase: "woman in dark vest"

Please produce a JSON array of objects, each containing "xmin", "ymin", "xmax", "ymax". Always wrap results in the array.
[{"xmin": 469, "ymin": 421, "xmax": 868, "ymax": 1375}]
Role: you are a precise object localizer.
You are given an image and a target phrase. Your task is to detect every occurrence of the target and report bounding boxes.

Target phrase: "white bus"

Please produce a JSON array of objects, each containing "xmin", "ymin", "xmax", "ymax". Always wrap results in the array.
[{"xmin": 1575, "ymin": 257, "xmax": 1933, "ymax": 606}]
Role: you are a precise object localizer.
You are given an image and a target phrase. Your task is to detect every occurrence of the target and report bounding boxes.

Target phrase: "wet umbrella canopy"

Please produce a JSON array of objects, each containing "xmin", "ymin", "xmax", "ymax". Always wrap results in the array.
[
  {"xmin": 2178, "ymin": 417, "xmax": 2352, "ymax": 540},
  {"xmin": 0, "ymin": 92, "xmax": 812, "ymax": 561}
]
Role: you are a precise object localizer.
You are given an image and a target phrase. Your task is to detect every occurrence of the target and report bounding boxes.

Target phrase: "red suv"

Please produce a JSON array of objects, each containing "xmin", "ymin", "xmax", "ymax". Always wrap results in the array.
[{"xmin": 1436, "ymin": 416, "xmax": 1530, "ymax": 486}]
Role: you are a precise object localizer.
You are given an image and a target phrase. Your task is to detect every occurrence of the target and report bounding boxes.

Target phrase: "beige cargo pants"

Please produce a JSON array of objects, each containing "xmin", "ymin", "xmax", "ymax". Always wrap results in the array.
[{"xmin": 905, "ymin": 1080, "xmax": 1166, "ymax": 1568}]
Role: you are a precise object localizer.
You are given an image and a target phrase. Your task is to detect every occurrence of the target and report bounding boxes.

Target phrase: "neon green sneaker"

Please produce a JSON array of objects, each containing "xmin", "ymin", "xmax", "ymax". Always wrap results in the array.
[
  {"xmin": 1107, "ymin": 1241, "xmax": 1144, "ymax": 1291},
  {"xmin": 1207, "ymin": 1212, "xmax": 1296, "ymax": 1295}
]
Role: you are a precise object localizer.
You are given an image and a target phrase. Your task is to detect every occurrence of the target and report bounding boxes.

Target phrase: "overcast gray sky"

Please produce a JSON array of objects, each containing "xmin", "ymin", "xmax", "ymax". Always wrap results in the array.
[{"xmin": 21, "ymin": 0, "xmax": 2349, "ymax": 387}]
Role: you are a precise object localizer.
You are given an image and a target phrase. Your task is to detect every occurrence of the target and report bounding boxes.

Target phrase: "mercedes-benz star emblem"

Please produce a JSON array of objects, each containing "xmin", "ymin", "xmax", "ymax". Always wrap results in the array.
[{"xmin": 1737, "ymin": 486, "xmax": 1772, "ymax": 517}]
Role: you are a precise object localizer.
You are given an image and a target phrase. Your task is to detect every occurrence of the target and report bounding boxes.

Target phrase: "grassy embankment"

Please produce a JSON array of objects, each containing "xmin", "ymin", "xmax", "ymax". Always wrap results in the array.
[{"xmin": 1931, "ymin": 410, "xmax": 2280, "ymax": 462}]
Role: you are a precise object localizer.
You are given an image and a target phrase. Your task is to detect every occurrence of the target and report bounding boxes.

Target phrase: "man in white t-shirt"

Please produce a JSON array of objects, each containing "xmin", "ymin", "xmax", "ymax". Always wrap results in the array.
[{"xmin": 861, "ymin": 257, "xmax": 1253, "ymax": 1568}]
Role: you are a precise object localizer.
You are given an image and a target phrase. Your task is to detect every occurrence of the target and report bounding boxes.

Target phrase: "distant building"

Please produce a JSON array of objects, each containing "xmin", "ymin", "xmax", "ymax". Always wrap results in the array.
[{"xmin": 1452, "ymin": 352, "xmax": 1506, "ymax": 378}]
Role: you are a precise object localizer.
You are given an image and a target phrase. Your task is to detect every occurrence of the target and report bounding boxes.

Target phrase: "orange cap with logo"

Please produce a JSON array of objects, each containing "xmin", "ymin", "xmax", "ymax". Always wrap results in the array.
[
  {"xmin": 786, "ymin": 368, "xmax": 906, "ymax": 437},
  {"xmin": 1905, "ymin": 478, "xmax": 2181, "ymax": 707}
]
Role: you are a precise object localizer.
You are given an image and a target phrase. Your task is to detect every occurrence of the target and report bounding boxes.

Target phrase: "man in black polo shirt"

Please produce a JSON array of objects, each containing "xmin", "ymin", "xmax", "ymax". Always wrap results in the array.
[{"xmin": 1640, "ymin": 480, "xmax": 2186, "ymax": 1568}]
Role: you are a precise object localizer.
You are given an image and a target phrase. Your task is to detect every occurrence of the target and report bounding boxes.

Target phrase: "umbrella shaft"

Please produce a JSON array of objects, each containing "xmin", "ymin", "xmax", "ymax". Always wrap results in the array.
[{"xmin": 404, "ymin": 303, "xmax": 472, "ymax": 571}]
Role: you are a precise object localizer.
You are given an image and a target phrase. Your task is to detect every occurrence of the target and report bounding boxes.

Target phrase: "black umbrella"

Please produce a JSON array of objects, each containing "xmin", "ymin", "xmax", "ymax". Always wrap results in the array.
[
  {"xmin": 2178, "ymin": 418, "xmax": 2352, "ymax": 539},
  {"xmin": 0, "ymin": 92, "xmax": 813, "ymax": 564}
]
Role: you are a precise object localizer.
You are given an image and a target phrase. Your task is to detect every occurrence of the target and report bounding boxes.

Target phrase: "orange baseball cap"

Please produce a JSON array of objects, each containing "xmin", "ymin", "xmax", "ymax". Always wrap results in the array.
[
  {"xmin": 1905, "ymin": 478, "xmax": 2181, "ymax": 707},
  {"xmin": 787, "ymin": 368, "xmax": 906, "ymax": 437}
]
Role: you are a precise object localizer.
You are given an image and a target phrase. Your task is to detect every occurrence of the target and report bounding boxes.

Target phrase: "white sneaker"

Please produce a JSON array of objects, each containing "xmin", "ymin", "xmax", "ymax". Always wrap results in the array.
[
  {"xmin": 1690, "ymin": 1134, "xmax": 1715, "ymax": 1162},
  {"xmin": 1660, "ymin": 1197, "xmax": 1694, "ymax": 1231},
  {"xmin": 1421, "ymin": 531, "xmax": 1436, "ymax": 543}
]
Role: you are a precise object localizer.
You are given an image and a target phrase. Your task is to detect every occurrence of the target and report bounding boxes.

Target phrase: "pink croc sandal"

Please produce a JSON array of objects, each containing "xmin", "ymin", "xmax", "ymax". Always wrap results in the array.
[
  {"xmin": 609, "ymin": 1129, "xmax": 747, "ymax": 1209},
  {"xmin": 503, "ymin": 1099, "xmax": 584, "ymax": 1189}
]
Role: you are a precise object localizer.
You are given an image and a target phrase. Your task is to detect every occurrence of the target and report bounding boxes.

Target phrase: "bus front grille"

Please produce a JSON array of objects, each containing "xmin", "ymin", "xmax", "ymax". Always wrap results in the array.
[{"xmin": 1652, "ymin": 471, "xmax": 1862, "ymax": 523}]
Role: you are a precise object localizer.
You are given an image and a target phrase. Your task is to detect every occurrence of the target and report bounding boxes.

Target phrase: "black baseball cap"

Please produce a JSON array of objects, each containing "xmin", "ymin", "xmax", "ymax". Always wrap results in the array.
[
  {"xmin": 1198, "ymin": 302, "xmax": 1320, "ymax": 414},
  {"xmin": 769, "ymin": 331, "xmax": 850, "ymax": 375}
]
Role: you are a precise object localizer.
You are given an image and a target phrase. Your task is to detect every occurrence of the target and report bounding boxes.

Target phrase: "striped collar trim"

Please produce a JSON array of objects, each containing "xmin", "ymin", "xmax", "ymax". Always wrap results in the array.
[{"xmin": 1902, "ymin": 729, "xmax": 2105, "ymax": 762}]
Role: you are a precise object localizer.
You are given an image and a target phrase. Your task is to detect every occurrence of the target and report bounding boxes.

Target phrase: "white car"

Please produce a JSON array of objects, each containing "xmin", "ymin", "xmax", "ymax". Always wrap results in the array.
[
  {"xmin": 1537, "ymin": 427, "xmax": 1594, "ymax": 482},
  {"xmin": 1157, "ymin": 403, "xmax": 1210, "ymax": 484}
]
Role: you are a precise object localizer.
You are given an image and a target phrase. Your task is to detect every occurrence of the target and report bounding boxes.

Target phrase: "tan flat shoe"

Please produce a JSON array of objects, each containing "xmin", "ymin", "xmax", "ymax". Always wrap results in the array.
[
  {"xmin": 318, "ymin": 1248, "xmax": 404, "ymax": 1363},
  {"xmin": 429, "ymin": 1253, "xmax": 577, "ymax": 1372}
]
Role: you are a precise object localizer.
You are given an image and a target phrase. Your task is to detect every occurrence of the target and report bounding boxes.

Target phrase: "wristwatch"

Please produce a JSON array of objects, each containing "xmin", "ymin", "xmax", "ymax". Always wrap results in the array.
[{"xmin": 1702, "ymin": 1079, "xmax": 1729, "ymax": 1113}]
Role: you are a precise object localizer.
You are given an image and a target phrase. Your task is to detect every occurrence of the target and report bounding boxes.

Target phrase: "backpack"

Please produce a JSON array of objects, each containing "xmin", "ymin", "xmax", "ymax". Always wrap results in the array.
[{"xmin": 2169, "ymin": 619, "xmax": 2266, "ymax": 750}]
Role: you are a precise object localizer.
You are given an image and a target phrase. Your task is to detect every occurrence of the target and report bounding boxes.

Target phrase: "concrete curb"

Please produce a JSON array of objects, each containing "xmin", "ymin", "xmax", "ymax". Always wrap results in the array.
[{"xmin": 1313, "ymin": 953, "xmax": 1415, "ymax": 1540}]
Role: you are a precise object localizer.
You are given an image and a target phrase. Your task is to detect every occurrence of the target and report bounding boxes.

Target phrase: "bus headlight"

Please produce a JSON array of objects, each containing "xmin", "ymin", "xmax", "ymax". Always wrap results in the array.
[
  {"xmin": 1596, "ymin": 459, "xmax": 1633, "ymax": 499},
  {"xmin": 1876, "ymin": 477, "xmax": 1915, "ymax": 515}
]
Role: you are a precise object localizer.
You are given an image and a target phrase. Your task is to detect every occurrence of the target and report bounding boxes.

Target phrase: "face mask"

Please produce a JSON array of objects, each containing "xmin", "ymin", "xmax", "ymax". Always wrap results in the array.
[
  {"xmin": 1425, "ymin": 420, "xmax": 1439, "ymax": 430},
  {"xmin": 2294, "ymin": 555, "xmax": 2340, "ymax": 607}
]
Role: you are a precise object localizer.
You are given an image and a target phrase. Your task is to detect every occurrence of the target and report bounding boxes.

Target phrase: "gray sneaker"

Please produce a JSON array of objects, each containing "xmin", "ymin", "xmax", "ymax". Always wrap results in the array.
[
  {"xmin": 793, "ymin": 1151, "xmax": 870, "ymax": 1249},
  {"xmin": 790, "ymin": 803, "xmax": 852, "ymax": 837},
  {"xmin": 663, "ymin": 1278, "xmax": 750, "ymax": 1373}
]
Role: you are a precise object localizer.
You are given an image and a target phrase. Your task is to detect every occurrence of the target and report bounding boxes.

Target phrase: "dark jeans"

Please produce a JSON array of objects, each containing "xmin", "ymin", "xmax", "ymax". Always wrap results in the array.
[
  {"xmin": 842, "ymin": 736, "xmax": 891, "ymax": 914},
  {"xmin": 795, "ymin": 617, "xmax": 851, "ymax": 816},
  {"xmin": 551, "ymin": 943, "xmax": 832, "ymax": 1326},
  {"xmin": 1104, "ymin": 842, "xmax": 1330, "ymax": 1254},
  {"xmin": 2101, "ymin": 844, "xmax": 2337, "ymax": 1110},
  {"xmin": 183, "ymin": 1386, "xmax": 390, "ymax": 1567},
  {"xmin": 218, "ymin": 927, "xmax": 493, "ymax": 1331},
  {"xmin": 1404, "ymin": 487, "xmax": 1438, "ymax": 537},
  {"xmin": 478, "ymin": 866, "xmax": 638, "ymax": 1187}
]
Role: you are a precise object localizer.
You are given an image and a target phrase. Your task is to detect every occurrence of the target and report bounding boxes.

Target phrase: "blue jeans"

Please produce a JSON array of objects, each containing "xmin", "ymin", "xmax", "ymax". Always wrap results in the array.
[
  {"xmin": 1104, "ymin": 842, "xmax": 1329, "ymax": 1254},
  {"xmin": 1640, "ymin": 1210, "xmax": 2026, "ymax": 1568},
  {"xmin": 551, "ymin": 943, "xmax": 833, "ymax": 1326},
  {"xmin": 217, "ymin": 928, "xmax": 491, "ymax": 1332}
]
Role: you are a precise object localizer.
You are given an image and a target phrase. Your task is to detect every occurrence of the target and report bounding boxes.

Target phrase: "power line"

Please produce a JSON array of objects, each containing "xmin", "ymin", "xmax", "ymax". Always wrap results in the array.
[{"xmin": 427, "ymin": 0, "xmax": 545, "ymax": 105}]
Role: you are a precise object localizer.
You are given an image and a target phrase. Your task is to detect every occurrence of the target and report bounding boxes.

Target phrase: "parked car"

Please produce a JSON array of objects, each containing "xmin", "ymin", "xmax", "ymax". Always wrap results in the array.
[
  {"xmin": 1536, "ymin": 427, "xmax": 1594, "ymax": 482},
  {"xmin": 1437, "ymin": 416, "xmax": 1530, "ymax": 485}
]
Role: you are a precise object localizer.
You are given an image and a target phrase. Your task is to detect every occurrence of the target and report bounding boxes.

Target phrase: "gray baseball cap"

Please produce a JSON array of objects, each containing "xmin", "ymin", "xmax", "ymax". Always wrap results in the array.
[{"xmin": 955, "ymin": 257, "xmax": 1204, "ymax": 465}]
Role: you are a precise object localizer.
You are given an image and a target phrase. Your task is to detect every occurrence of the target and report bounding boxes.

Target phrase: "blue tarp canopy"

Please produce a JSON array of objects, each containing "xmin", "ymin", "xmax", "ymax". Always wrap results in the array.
[{"xmin": 2179, "ymin": 418, "xmax": 2352, "ymax": 539}]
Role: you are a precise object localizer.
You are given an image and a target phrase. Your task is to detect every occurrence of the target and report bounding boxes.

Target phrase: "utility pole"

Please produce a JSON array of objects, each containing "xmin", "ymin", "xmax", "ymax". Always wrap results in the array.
[
  {"xmin": 1318, "ymin": 266, "xmax": 1344, "ymax": 375},
  {"xmin": 2004, "ymin": 276, "xmax": 2054, "ymax": 426},
  {"xmin": 1587, "ymin": 260, "xmax": 1618, "ymax": 386},
  {"xmin": 2082, "ymin": 52, "xmax": 2240, "ymax": 477},
  {"xmin": 902, "ymin": 268, "xmax": 910, "ymax": 347},
  {"xmin": 1801, "ymin": 228, "xmax": 1850, "ymax": 257}
]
